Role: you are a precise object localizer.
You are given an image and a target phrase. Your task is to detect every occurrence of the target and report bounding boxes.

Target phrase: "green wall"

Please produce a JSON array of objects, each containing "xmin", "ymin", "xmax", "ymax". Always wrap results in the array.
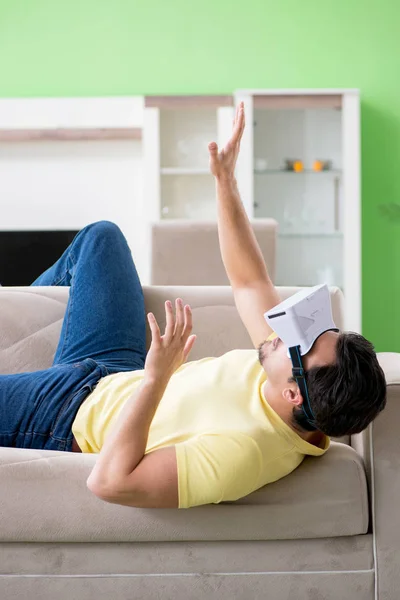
[{"xmin": 0, "ymin": 0, "xmax": 399, "ymax": 351}]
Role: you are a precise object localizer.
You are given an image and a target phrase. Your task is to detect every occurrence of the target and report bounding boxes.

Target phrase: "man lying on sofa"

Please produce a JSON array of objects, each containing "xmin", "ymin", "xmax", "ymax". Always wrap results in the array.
[{"xmin": 0, "ymin": 104, "xmax": 386, "ymax": 509}]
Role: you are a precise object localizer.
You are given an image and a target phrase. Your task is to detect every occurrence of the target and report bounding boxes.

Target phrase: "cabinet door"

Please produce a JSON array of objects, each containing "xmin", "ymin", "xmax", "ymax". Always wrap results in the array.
[
  {"xmin": 159, "ymin": 106, "xmax": 223, "ymax": 220},
  {"xmin": 253, "ymin": 105, "xmax": 343, "ymax": 288}
]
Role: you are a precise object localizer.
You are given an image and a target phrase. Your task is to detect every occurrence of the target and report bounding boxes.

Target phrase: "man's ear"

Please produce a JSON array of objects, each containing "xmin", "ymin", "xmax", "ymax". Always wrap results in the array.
[{"xmin": 282, "ymin": 384, "xmax": 303, "ymax": 407}]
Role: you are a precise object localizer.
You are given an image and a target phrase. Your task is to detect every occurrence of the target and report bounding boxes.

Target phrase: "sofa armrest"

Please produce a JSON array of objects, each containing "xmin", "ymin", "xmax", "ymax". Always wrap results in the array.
[{"xmin": 354, "ymin": 352, "xmax": 400, "ymax": 599}]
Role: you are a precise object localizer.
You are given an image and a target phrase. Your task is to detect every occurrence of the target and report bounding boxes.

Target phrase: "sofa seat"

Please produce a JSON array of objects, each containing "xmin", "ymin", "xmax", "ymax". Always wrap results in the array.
[{"xmin": 0, "ymin": 440, "xmax": 367, "ymax": 543}]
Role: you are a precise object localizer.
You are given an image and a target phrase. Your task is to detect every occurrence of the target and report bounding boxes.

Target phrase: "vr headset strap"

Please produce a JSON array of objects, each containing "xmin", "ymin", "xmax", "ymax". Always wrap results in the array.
[{"xmin": 289, "ymin": 345, "xmax": 318, "ymax": 431}]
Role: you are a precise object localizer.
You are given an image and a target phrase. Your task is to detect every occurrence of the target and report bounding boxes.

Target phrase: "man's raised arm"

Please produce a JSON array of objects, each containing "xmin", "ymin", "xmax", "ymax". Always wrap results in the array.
[{"xmin": 208, "ymin": 103, "xmax": 280, "ymax": 347}]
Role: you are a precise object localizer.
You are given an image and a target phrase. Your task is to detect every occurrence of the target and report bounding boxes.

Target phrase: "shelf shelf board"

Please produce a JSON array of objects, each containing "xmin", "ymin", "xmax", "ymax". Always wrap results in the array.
[
  {"xmin": 161, "ymin": 167, "xmax": 211, "ymax": 175},
  {"xmin": 0, "ymin": 127, "xmax": 143, "ymax": 142},
  {"xmin": 253, "ymin": 94, "xmax": 342, "ymax": 110},
  {"xmin": 254, "ymin": 169, "xmax": 342, "ymax": 175},
  {"xmin": 278, "ymin": 232, "xmax": 343, "ymax": 239},
  {"xmin": 146, "ymin": 95, "xmax": 233, "ymax": 109}
]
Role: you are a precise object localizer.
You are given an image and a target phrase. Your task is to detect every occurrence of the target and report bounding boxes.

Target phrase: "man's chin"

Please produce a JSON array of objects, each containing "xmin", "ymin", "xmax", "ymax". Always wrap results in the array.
[{"xmin": 258, "ymin": 340, "xmax": 270, "ymax": 366}]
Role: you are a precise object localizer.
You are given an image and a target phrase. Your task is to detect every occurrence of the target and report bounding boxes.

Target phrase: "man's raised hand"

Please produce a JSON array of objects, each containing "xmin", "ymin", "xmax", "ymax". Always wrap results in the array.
[{"xmin": 208, "ymin": 102, "xmax": 245, "ymax": 181}]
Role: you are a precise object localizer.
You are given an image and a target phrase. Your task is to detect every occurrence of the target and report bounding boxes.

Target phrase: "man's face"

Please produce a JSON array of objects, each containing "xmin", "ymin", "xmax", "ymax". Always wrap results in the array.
[{"xmin": 258, "ymin": 331, "xmax": 339, "ymax": 391}]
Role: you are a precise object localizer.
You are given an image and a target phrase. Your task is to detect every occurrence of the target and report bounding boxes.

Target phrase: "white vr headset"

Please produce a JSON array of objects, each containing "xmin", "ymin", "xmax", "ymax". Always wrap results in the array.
[{"xmin": 264, "ymin": 284, "xmax": 339, "ymax": 429}]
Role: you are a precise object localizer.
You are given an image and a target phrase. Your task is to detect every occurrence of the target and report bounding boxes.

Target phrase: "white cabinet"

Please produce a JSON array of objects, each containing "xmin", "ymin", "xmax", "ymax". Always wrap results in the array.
[{"xmin": 144, "ymin": 91, "xmax": 361, "ymax": 331}]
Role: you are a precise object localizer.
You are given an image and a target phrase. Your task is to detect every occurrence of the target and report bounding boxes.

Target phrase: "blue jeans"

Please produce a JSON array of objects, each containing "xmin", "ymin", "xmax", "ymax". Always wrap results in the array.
[{"xmin": 0, "ymin": 221, "xmax": 146, "ymax": 452}]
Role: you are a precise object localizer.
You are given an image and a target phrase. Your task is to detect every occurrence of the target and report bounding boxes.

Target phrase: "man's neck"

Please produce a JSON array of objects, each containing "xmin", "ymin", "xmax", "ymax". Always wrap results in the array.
[
  {"xmin": 288, "ymin": 418, "xmax": 326, "ymax": 447},
  {"xmin": 300, "ymin": 429, "xmax": 326, "ymax": 448},
  {"xmin": 265, "ymin": 387, "xmax": 326, "ymax": 448}
]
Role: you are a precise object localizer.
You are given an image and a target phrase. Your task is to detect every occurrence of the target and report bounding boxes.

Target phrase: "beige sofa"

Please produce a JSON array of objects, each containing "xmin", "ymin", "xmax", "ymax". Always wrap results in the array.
[{"xmin": 0, "ymin": 285, "xmax": 399, "ymax": 600}]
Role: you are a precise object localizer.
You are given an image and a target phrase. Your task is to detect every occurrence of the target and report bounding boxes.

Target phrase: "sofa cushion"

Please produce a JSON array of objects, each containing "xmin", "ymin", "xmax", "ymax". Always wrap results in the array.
[{"xmin": 0, "ymin": 442, "xmax": 367, "ymax": 542}]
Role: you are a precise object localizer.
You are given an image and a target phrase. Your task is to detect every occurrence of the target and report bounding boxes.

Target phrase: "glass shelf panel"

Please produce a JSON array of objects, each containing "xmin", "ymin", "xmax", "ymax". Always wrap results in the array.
[
  {"xmin": 278, "ymin": 232, "xmax": 342, "ymax": 238},
  {"xmin": 161, "ymin": 167, "xmax": 210, "ymax": 175},
  {"xmin": 160, "ymin": 174, "xmax": 216, "ymax": 220},
  {"xmin": 252, "ymin": 106, "xmax": 344, "ymax": 289},
  {"xmin": 275, "ymin": 232, "xmax": 343, "ymax": 287},
  {"xmin": 160, "ymin": 108, "xmax": 217, "ymax": 169},
  {"xmin": 254, "ymin": 169, "xmax": 342, "ymax": 175}
]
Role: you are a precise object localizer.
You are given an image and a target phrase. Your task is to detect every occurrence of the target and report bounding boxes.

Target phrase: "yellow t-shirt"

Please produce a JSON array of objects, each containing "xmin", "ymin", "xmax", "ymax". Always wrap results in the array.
[{"xmin": 72, "ymin": 349, "xmax": 329, "ymax": 508}]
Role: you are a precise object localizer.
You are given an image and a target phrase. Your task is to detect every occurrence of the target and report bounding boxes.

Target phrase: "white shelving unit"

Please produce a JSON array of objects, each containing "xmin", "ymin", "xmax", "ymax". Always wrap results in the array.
[
  {"xmin": 143, "ymin": 90, "xmax": 361, "ymax": 332},
  {"xmin": 235, "ymin": 89, "xmax": 360, "ymax": 332}
]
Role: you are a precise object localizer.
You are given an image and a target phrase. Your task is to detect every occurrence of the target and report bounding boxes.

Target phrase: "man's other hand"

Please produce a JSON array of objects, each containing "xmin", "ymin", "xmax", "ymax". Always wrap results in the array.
[{"xmin": 144, "ymin": 299, "xmax": 196, "ymax": 383}]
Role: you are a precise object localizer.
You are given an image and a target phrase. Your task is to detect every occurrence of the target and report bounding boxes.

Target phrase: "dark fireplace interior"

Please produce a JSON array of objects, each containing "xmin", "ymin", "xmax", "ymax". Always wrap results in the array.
[{"xmin": 0, "ymin": 231, "xmax": 79, "ymax": 286}]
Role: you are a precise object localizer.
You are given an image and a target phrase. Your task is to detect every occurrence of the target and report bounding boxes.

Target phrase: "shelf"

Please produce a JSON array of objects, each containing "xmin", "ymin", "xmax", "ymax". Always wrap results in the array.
[
  {"xmin": 254, "ymin": 169, "xmax": 341, "ymax": 175},
  {"xmin": 146, "ymin": 95, "xmax": 233, "ymax": 109},
  {"xmin": 278, "ymin": 232, "xmax": 343, "ymax": 239},
  {"xmin": 161, "ymin": 167, "xmax": 211, "ymax": 175},
  {"xmin": 252, "ymin": 94, "xmax": 342, "ymax": 110},
  {"xmin": 0, "ymin": 128, "xmax": 142, "ymax": 142}
]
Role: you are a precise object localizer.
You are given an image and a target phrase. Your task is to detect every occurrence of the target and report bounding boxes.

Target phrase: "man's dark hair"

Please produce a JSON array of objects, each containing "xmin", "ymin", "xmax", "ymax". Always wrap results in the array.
[{"xmin": 292, "ymin": 332, "xmax": 387, "ymax": 437}]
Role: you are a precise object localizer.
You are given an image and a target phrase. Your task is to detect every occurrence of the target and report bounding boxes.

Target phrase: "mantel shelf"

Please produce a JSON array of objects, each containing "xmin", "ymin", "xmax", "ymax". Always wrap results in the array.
[{"xmin": 0, "ymin": 127, "xmax": 143, "ymax": 142}]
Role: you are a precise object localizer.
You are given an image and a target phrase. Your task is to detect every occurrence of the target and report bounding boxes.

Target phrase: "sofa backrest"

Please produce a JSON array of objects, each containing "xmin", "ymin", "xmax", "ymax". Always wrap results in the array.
[
  {"xmin": 144, "ymin": 285, "xmax": 345, "ymax": 360},
  {"xmin": 0, "ymin": 285, "xmax": 344, "ymax": 373}
]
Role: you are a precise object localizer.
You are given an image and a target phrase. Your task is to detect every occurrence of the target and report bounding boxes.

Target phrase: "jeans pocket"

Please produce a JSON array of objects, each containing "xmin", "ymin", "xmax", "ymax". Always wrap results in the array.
[
  {"xmin": 50, "ymin": 387, "xmax": 85, "ymax": 437},
  {"xmin": 50, "ymin": 382, "xmax": 96, "ymax": 438},
  {"xmin": 72, "ymin": 358, "xmax": 98, "ymax": 374}
]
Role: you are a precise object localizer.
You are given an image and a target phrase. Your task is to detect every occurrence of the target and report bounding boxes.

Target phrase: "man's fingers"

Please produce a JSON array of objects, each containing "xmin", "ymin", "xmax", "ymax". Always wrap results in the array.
[
  {"xmin": 208, "ymin": 141, "xmax": 218, "ymax": 157},
  {"xmin": 174, "ymin": 298, "xmax": 185, "ymax": 336},
  {"xmin": 183, "ymin": 334, "xmax": 197, "ymax": 360},
  {"xmin": 232, "ymin": 103, "xmax": 245, "ymax": 143},
  {"xmin": 239, "ymin": 103, "xmax": 245, "ymax": 136},
  {"xmin": 147, "ymin": 313, "xmax": 161, "ymax": 344},
  {"xmin": 182, "ymin": 304, "xmax": 193, "ymax": 340},
  {"xmin": 164, "ymin": 300, "xmax": 174, "ymax": 340}
]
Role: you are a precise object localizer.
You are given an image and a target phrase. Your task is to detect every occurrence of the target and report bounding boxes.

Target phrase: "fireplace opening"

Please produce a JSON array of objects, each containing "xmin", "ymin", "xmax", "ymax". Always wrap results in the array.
[{"xmin": 0, "ymin": 230, "xmax": 79, "ymax": 286}]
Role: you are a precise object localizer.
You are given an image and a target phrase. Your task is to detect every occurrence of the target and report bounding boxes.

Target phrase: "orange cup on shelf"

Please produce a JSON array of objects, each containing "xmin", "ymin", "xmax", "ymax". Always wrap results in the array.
[{"xmin": 313, "ymin": 160, "xmax": 323, "ymax": 172}]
